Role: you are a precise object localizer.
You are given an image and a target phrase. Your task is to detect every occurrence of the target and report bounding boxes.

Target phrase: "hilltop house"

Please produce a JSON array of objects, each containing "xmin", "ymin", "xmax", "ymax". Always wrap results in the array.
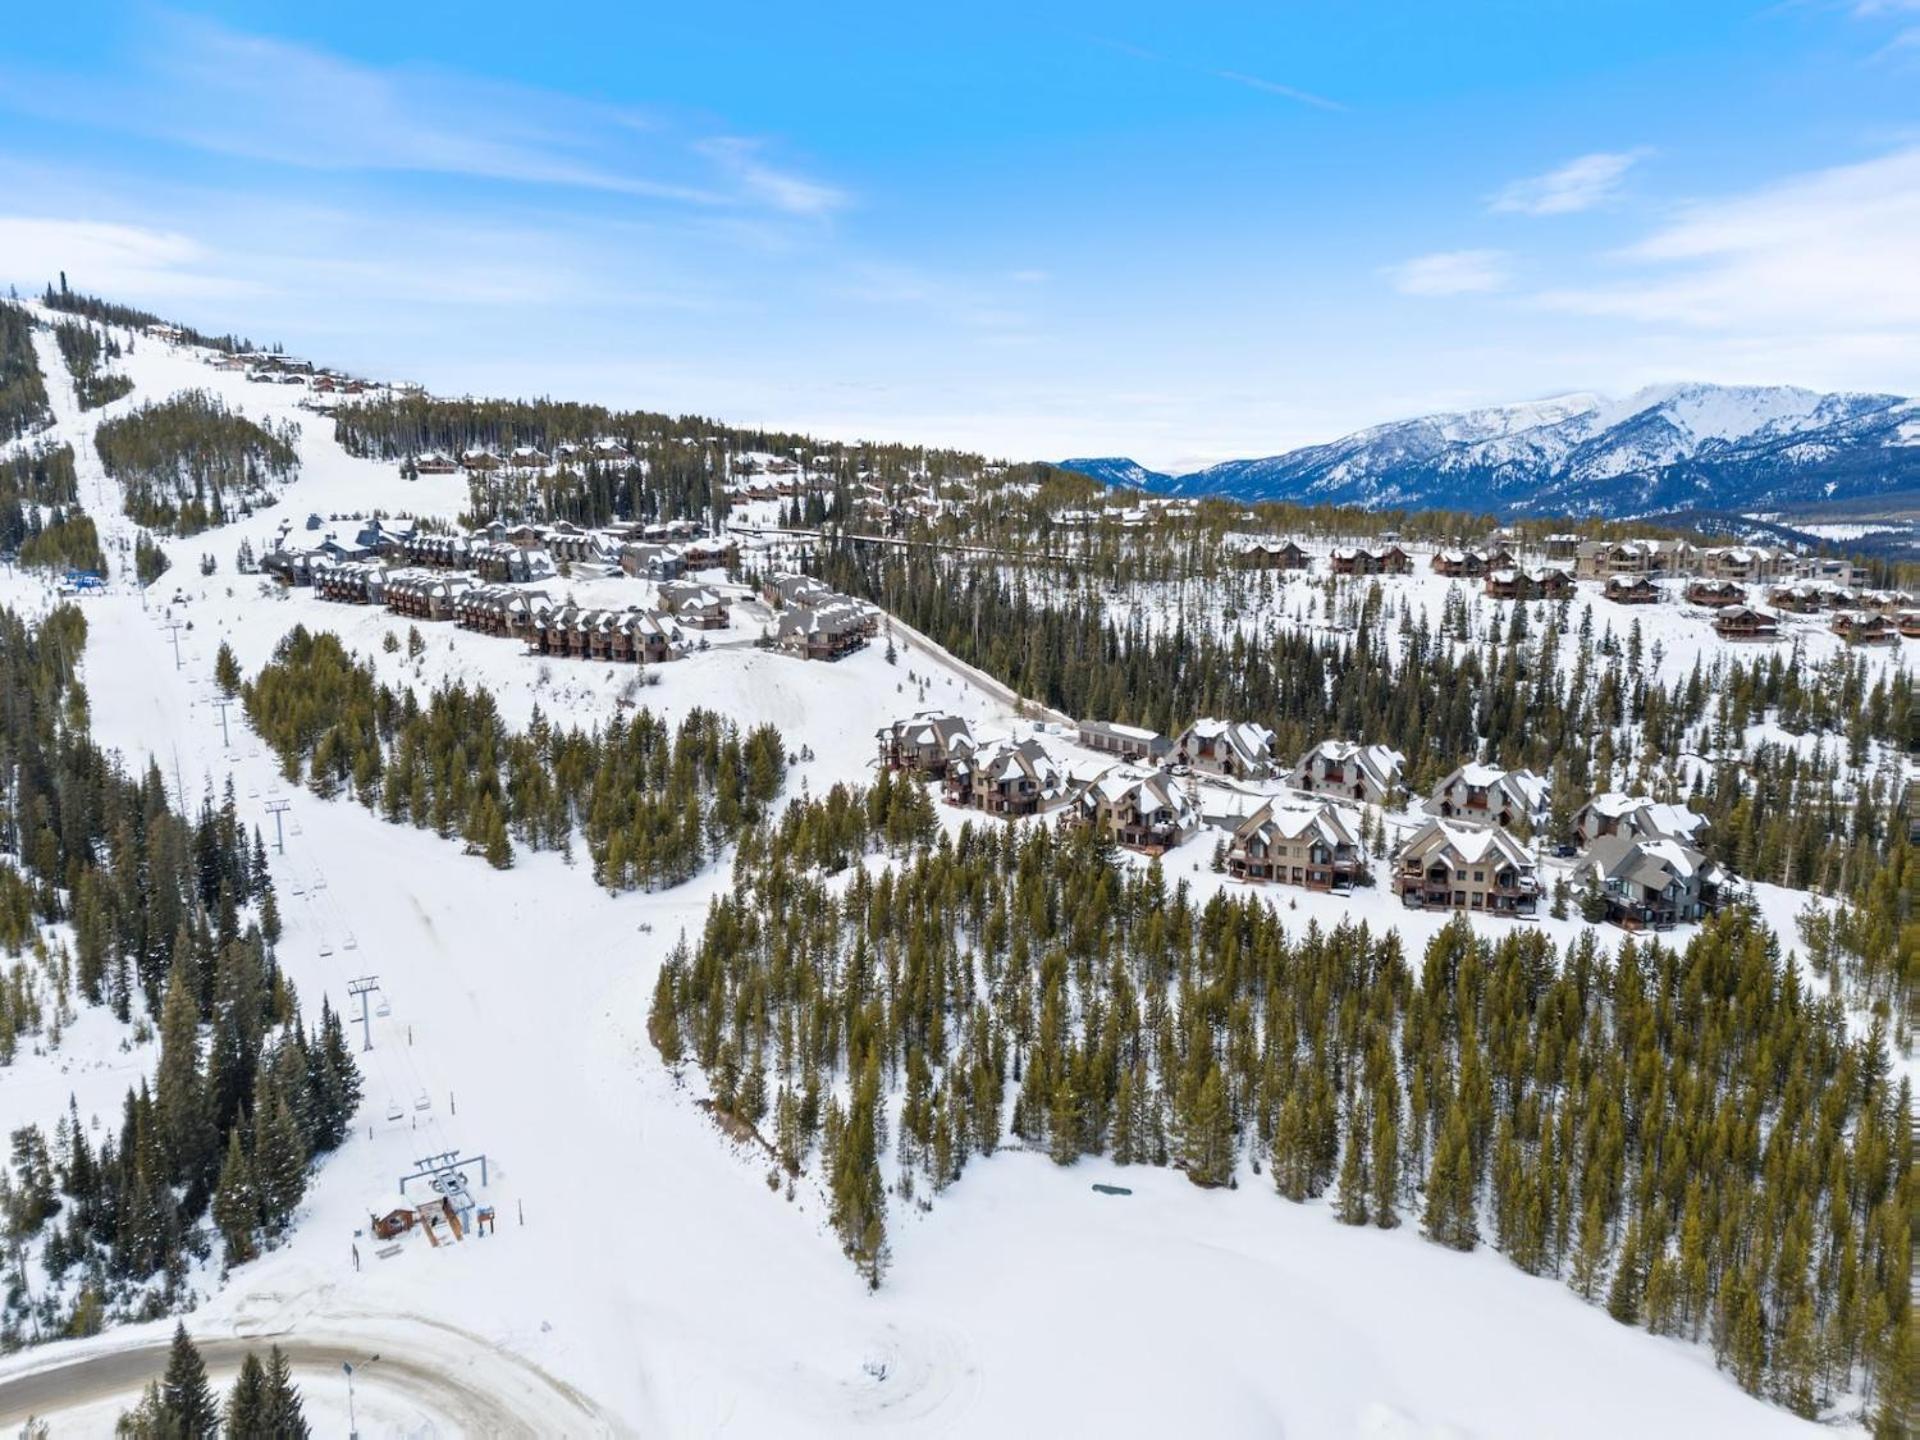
[
  {"xmin": 1290, "ymin": 740, "xmax": 1405, "ymax": 806},
  {"xmin": 455, "ymin": 586, "xmax": 547, "ymax": 641},
  {"xmin": 385, "ymin": 572, "xmax": 470, "ymax": 622},
  {"xmin": 619, "ymin": 543, "xmax": 685, "ymax": 582},
  {"xmin": 1395, "ymin": 819, "xmax": 1538, "ymax": 915},
  {"xmin": 401, "ymin": 532, "xmax": 471, "ymax": 568},
  {"xmin": 1685, "ymin": 579, "xmax": 1747, "ymax": 608},
  {"xmin": 1238, "ymin": 539, "xmax": 1310, "ymax": 571},
  {"xmin": 1428, "ymin": 768, "xmax": 1543, "ymax": 833},
  {"xmin": 1330, "ymin": 544, "xmax": 1413, "ymax": 576},
  {"xmin": 1579, "ymin": 835, "xmax": 1721, "ymax": 929},
  {"xmin": 1575, "ymin": 540, "xmax": 1658, "ymax": 580},
  {"xmin": 876, "ymin": 712, "xmax": 976, "ymax": 778},
  {"xmin": 473, "ymin": 542, "xmax": 555, "ymax": 585},
  {"xmin": 1227, "ymin": 802, "xmax": 1367, "ymax": 891},
  {"xmin": 1701, "ymin": 546, "xmax": 1787, "ymax": 585},
  {"xmin": 944, "ymin": 738, "xmax": 1068, "ymax": 817},
  {"xmin": 311, "ymin": 559, "xmax": 386, "ymax": 605},
  {"xmin": 774, "ymin": 600, "xmax": 870, "ymax": 660},
  {"xmin": 1768, "ymin": 584, "xmax": 1828, "ymax": 614},
  {"xmin": 762, "ymin": 572, "xmax": 834, "ymax": 609},
  {"xmin": 1433, "ymin": 548, "xmax": 1493, "ymax": 578},
  {"xmin": 657, "ymin": 580, "xmax": 730, "ymax": 630},
  {"xmin": 1713, "ymin": 606, "xmax": 1781, "ymax": 642},
  {"xmin": 1076, "ymin": 767, "xmax": 1199, "ymax": 855},
  {"xmin": 1569, "ymin": 793, "xmax": 1707, "ymax": 848},
  {"xmin": 1425, "ymin": 764, "xmax": 1550, "ymax": 833},
  {"xmin": 1603, "ymin": 574, "xmax": 1660, "ymax": 605},
  {"xmin": 1176, "ymin": 719, "xmax": 1278, "ymax": 780},
  {"xmin": 1485, "ymin": 566, "xmax": 1571, "ymax": 601},
  {"xmin": 1831, "ymin": 609, "xmax": 1898, "ymax": 645}
]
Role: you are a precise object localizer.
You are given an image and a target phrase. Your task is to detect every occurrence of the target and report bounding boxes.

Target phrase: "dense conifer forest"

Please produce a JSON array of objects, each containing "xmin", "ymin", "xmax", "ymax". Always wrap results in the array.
[
  {"xmin": 822, "ymin": 551, "xmax": 1914, "ymax": 1010},
  {"xmin": 53, "ymin": 319, "xmax": 133, "ymax": 411},
  {"xmin": 652, "ymin": 790, "xmax": 1912, "ymax": 1429},
  {"xmin": 0, "ymin": 302, "xmax": 52, "ymax": 445},
  {"xmin": 239, "ymin": 626, "xmax": 788, "ymax": 888},
  {"xmin": 94, "ymin": 391, "xmax": 298, "ymax": 536},
  {"xmin": 0, "ymin": 446, "xmax": 103, "ymax": 573},
  {"xmin": 0, "ymin": 605, "xmax": 360, "ymax": 1349}
]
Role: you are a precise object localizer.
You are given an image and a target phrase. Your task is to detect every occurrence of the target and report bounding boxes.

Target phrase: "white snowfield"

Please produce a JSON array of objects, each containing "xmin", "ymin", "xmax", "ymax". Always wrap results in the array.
[{"xmin": 0, "ymin": 311, "xmax": 1852, "ymax": 1436}]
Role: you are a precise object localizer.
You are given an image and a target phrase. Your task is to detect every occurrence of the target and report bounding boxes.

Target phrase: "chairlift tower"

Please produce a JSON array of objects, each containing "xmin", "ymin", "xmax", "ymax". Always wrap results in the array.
[
  {"xmin": 264, "ymin": 797, "xmax": 291, "ymax": 853},
  {"xmin": 346, "ymin": 976, "xmax": 381, "ymax": 1052}
]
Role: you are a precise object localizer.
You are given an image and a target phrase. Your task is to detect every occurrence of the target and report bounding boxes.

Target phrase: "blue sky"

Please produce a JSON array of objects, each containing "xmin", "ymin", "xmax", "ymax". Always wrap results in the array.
[{"xmin": 1, "ymin": 2, "xmax": 1916, "ymax": 468}]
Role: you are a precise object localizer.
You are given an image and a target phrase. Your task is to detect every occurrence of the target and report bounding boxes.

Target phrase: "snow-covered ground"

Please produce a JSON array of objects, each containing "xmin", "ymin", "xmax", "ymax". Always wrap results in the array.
[{"xmin": 0, "ymin": 311, "xmax": 1875, "ymax": 1436}]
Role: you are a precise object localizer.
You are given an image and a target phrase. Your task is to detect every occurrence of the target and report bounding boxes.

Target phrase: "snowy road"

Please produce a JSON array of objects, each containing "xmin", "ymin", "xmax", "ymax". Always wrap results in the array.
[{"xmin": 0, "ymin": 1316, "xmax": 620, "ymax": 1435}]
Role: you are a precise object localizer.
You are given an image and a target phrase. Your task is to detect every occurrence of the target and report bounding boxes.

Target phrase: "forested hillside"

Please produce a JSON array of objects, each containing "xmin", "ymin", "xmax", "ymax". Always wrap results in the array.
[
  {"xmin": 656, "ymin": 798, "xmax": 1911, "ymax": 1425},
  {"xmin": 54, "ymin": 319, "xmax": 134, "ymax": 411},
  {"xmin": 0, "ymin": 605, "xmax": 360, "ymax": 1348},
  {"xmin": 0, "ymin": 445, "xmax": 102, "ymax": 573},
  {"xmin": 94, "ymin": 390, "xmax": 298, "ymax": 536},
  {"xmin": 239, "ymin": 626, "xmax": 787, "ymax": 888},
  {"xmin": 0, "ymin": 302, "xmax": 51, "ymax": 444}
]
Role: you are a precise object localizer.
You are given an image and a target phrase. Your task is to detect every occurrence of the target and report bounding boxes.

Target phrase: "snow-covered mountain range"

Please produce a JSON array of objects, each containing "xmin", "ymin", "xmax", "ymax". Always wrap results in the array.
[{"xmin": 1063, "ymin": 383, "xmax": 1920, "ymax": 517}]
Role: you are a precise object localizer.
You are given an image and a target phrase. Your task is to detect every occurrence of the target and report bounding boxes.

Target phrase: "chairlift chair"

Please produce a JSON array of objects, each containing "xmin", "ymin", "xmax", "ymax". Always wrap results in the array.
[
  {"xmin": 414, "ymin": 1091, "xmax": 432, "ymax": 1113},
  {"xmin": 385, "ymin": 1100, "xmax": 404, "ymax": 1122},
  {"xmin": 318, "ymin": 940, "xmax": 334, "ymax": 957},
  {"xmin": 374, "ymin": 996, "xmax": 392, "ymax": 1018},
  {"xmin": 344, "ymin": 932, "xmax": 359, "ymax": 951}
]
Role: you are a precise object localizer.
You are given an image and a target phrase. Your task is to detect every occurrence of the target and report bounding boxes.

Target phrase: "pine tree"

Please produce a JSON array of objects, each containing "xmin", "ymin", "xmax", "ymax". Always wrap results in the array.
[
  {"xmin": 159, "ymin": 1323, "xmax": 219, "ymax": 1438},
  {"xmin": 1183, "ymin": 1064, "xmax": 1233, "ymax": 1188},
  {"xmin": 251, "ymin": 1078, "xmax": 308, "ymax": 1232},
  {"xmin": 224, "ymin": 1352, "xmax": 268, "ymax": 1436},
  {"xmin": 154, "ymin": 957, "xmax": 214, "ymax": 1196},
  {"xmin": 213, "ymin": 642, "xmax": 242, "ymax": 697},
  {"xmin": 1334, "ymin": 1101, "xmax": 1369, "ymax": 1226},
  {"xmin": 262, "ymin": 1345, "xmax": 310, "ymax": 1438},
  {"xmin": 211, "ymin": 1126, "xmax": 259, "ymax": 1267}
]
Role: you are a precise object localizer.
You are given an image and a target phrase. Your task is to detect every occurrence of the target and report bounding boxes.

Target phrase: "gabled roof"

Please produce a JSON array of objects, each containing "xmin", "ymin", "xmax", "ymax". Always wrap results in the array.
[
  {"xmin": 1399, "ymin": 817, "xmax": 1533, "ymax": 868},
  {"xmin": 1081, "ymin": 765, "xmax": 1196, "ymax": 827},
  {"xmin": 1234, "ymin": 800, "xmax": 1359, "ymax": 850},
  {"xmin": 1298, "ymin": 739, "xmax": 1405, "ymax": 790},
  {"xmin": 1583, "ymin": 834, "xmax": 1719, "ymax": 892}
]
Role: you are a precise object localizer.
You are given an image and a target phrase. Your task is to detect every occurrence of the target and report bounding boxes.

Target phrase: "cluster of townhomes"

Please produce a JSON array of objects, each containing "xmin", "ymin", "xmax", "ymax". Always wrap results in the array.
[
  {"xmin": 1227, "ymin": 528, "xmax": 1917, "ymax": 646},
  {"xmin": 261, "ymin": 513, "xmax": 743, "ymax": 668},
  {"xmin": 878, "ymin": 710, "xmax": 1726, "ymax": 931},
  {"xmin": 759, "ymin": 572, "xmax": 882, "ymax": 660}
]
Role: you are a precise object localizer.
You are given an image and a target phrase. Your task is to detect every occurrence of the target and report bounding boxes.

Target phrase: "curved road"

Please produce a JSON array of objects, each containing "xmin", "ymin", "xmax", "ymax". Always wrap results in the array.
[{"xmin": 0, "ymin": 1322, "xmax": 621, "ymax": 1436}]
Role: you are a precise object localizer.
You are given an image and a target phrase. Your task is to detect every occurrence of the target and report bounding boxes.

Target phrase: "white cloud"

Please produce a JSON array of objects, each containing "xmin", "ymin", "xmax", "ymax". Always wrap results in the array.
[
  {"xmin": 1491, "ymin": 151, "xmax": 1644, "ymax": 216},
  {"xmin": 1535, "ymin": 144, "xmax": 1920, "ymax": 331},
  {"xmin": 0, "ymin": 217, "xmax": 260, "ymax": 302},
  {"xmin": 696, "ymin": 138, "xmax": 847, "ymax": 218},
  {"xmin": 0, "ymin": 14, "xmax": 844, "ymax": 217},
  {"xmin": 1384, "ymin": 249, "xmax": 1511, "ymax": 296}
]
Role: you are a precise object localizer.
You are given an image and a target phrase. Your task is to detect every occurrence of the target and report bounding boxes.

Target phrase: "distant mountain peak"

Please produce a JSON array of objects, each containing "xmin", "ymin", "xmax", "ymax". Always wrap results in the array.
[
  {"xmin": 1057, "ymin": 457, "xmax": 1171, "ymax": 490},
  {"xmin": 1066, "ymin": 383, "xmax": 1917, "ymax": 519}
]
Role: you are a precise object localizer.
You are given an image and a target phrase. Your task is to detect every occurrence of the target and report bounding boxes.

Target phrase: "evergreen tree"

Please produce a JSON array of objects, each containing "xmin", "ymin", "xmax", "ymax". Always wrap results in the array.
[{"xmin": 159, "ymin": 1323, "xmax": 219, "ymax": 1438}]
